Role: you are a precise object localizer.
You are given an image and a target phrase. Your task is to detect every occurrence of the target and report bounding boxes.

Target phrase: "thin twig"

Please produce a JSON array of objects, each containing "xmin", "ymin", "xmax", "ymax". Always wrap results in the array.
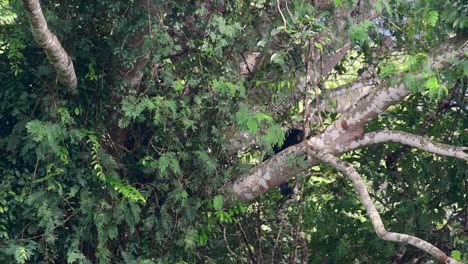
[
  {"xmin": 221, "ymin": 224, "xmax": 239, "ymax": 258},
  {"xmin": 236, "ymin": 221, "xmax": 257, "ymax": 263},
  {"xmin": 32, "ymin": 157, "xmax": 39, "ymax": 180},
  {"xmin": 277, "ymin": 0, "xmax": 287, "ymax": 27},
  {"xmin": 285, "ymin": 0, "xmax": 294, "ymax": 23},
  {"xmin": 271, "ymin": 224, "xmax": 283, "ymax": 264},
  {"xmin": 255, "ymin": 202, "xmax": 264, "ymax": 263},
  {"xmin": 290, "ymin": 180, "xmax": 304, "ymax": 263}
]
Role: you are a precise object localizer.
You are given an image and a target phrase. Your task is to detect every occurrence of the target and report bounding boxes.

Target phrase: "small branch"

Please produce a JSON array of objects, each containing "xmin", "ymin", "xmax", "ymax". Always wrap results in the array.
[
  {"xmin": 276, "ymin": 0, "xmax": 287, "ymax": 27},
  {"xmin": 290, "ymin": 181, "xmax": 305, "ymax": 264},
  {"xmin": 347, "ymin": 130, "xmax": 468, "ymax": 161},
  {"xmin": 236, "ymin": 221, "xmax": 257, "ymax": 263},
  {"xmin": 118, "ymin": 0, "xmax": 159, "ymax": 90},
  {"xmin": 239, "ymin": 52, "xmax": 253, "ymax": 75},
  {"xmin": 21, "ymin": 0, "xmax": 77, "ymax": 89},
  {"xmin": 221, "ymin": 224, "xmax": 239, "ymax": 259},
  {"xmin": 271, "ymin": 224, "xmax": 283, "ymax": 264},
  {"xmin": 255, "ymin": 202, "xmax": 263, "ymax": 263},
  {"xmin": 308, "ymin": 148, "xmax": 462, "ymax": 264},
  {"xmin": 303, "ymin": 38, "xmax": 318, "ymax": 137},
  {"xmin": 32, "ymin": 157, "xmax": 39, "ymax": 180}
]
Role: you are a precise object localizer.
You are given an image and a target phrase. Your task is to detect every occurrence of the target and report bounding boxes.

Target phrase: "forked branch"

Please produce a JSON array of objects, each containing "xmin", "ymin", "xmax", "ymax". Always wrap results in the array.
[{"xmin": 308, "ymin": 148, "xmax": 462, "ymax": 264}]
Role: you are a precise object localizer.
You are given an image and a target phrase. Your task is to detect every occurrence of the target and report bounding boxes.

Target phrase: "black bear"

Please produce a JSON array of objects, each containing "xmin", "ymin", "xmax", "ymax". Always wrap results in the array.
[{"xmin": 272, "ymin": 129, "xmax": 304, "ymax": 196}]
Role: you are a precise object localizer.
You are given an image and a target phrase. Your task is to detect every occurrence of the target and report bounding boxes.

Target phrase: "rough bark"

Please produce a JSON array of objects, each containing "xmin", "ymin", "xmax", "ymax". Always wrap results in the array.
[
  {"xmin": 21, "ymin": 0, "xmax": 77, "ymax": 89},
  {"xmin": 223, "ymin": 35, "xmax": 467, "ymax": 203},
  {"xmin": 229, "ymin": 0, "xmax": 379, "ymax": 149},
  {"xmin": 222, "ymin": 34, "xmax": 466, "ymax": 264},
  {"xmin": 118, "ymin": 0, "xmax": 158, "ymax": 90},
  {"xmin": 347, "ymin": 130, "xmax": 468, "ymax": 160},
  {"xmin": 22, "ymin": 1, "xmax": 467, "ymax": 262}
]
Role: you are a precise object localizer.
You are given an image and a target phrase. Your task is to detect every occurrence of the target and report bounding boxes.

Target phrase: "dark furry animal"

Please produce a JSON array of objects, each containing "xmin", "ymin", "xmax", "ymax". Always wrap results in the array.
[{"xmin": 272, "ymin": 129, "xmax": 304, "ymax": 196}]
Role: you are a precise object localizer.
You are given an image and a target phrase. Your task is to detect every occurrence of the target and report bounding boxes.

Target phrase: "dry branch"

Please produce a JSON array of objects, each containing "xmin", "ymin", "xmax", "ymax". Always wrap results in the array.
[
  {"xmin": 309, "ymin": 148, "xmax": 462, "ymax": 264},
  {"xmin": 348, "ymin": 130, "xmax": 468, "ymax": 160}
]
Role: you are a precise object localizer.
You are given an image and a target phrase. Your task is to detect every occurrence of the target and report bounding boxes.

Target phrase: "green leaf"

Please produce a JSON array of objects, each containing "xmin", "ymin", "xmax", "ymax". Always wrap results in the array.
[
  {"xmin": 175, "ymin": 190, "xmax": 188, "ymax": 205},
  {"xmin": 257, "ymin": 39, "xmax": 268, "ymax": 47},
  {"xmin": 382, "ymin": 0, "xmax": 392, "ymax": 16},
  {"xmin": 424, "ymin": 76, "xmax": 439, "ymax": 95},
  {"xmin": 173, "ymin": 79, "xmax": 185, "ymax": 92},
  {"xmin": 404, "ymin": 74, "xmax": 420, "ymax": 92},
  {"xmin": 379, "ymin": 63, "xmax": 397, "ymax": 77},
  {"xmin": 158, "ymin": 153, "xmax": 181, "ymax": 176},
  {"xmin": 212, "ymin": 80, "xmax": 244, "ymax": 97},
  {"xmin": 236, "ymin": 104, "xmax": 259, "ymax": 133},
  {"xmin": 255, "ymin": 112, "xmax": 273, "ymax": 122},
  {"xmin": 314, "ymin": 42, "xmax": 324, "ymax": 51},
  {"xmin": 462, "ymin": 60, "xmax": 468, "ymax": 77},
  {"xmin": 333, "ymin": 0, "xmax": 343, "ymax": 7},
  {"xmin": 350, "ymin": 20, "xmax": 374, "ymax": 44},
  {"xmin": 261, "ymin": 124, "xmax": 285, "ymax": 147},
  {"xmin": 270, "ymin": 53, "xmax": 284, "ymax": 65},
  {"xmin": 426, "ymin": 11, "xmax": 439, "ymax": 27},
  {"xmin": 194, "ymin": 151, "xmax": 217, "ymax": 173},
  {"xmin": 213, "ymin": 195, "xmax": 224, "ymax": 211},
  {"xmin": 270, "ymin": 26, "xmax": 285, "ymax": 37},
  {"xmin": 450, "ymin": 250, "xmax": 461, "ymax": 261},
  {"xmin": 26, "ymin": 120, "xmax": 47, "ymax": 142},
  {"xmin": 13, "ymin": 245, "xmax": 32, "ymax": 264},
  {"xmin": 67, "ymin": 251, "xmax": 88, "ymax": 263}
]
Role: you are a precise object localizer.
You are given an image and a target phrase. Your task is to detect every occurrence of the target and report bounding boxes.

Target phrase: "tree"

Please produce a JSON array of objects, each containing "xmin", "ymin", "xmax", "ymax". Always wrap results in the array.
[{"xmin": 0, "ymin": 0, "xmax": 466, "ymax": 263}]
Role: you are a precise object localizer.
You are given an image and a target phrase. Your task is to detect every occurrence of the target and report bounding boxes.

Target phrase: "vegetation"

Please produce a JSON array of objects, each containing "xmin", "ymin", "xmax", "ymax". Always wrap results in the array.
[{"xmin": 0, "ymin": 0, "xmax": 466, "ymax": 263}]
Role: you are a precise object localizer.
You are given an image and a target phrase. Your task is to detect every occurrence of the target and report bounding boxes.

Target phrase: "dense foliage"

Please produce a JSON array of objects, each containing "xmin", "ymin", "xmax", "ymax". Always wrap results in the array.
[{"xmin": 0, "ymin": 0, "xmax": 466, "ymax": 263}]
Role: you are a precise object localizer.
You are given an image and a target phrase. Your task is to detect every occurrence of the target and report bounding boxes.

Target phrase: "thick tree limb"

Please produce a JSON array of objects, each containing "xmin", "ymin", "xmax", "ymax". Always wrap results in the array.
[
  {"xmin": 107, "ymin": 0, "xmax": 159, "ymax": 150},
  {"xmin": 230, "ymin": 0, "xmax": 379, "ymax": 151},
  {"xmin": 119, "ymin": 0, "xmax": 158, "ymax": 90},
  {"xmin": 307, "ymin": 0, "xmax": 379, "ymax": 78},
  {"xmin": 223, "ymin": 79, "xmax": 375, "ymax": 155},
  {"xmin": 313, "ymin": 78, "xmax": 375, "ymax": 118},
  {"xmin": 315, "ymin": 35, "xmax": 467, "ymax": 153},
  {"xmin": 309, "ymin": 0, "xmax": 379, "ymax": 78},
  {"xmin": 223, "ymin": 81, "xmax": 413, "ymax": 202},
  {"xmin": 223, "ymin": 35, "xmax": 467, "ymax": 203},
  {"xmin": 308, "ymin": 149, "xmax": 462, "ymax": 264},
  {"xmin": 21, "ymin": 0, "xmax": 77, "ymax": 89},
  {"xmin": 225, "ymin": 145, "xmax": 312, "ymax": 202},
  {"xmin": 303, "ymin": 0, "xmax": 380, "ymax": 134},
  {"xmin": 229, "ymin": 35, "xmax": 467, "ymax": 157},
  {"xmin": 347, "ymin": 130, "xmax": 468, "ymax": 160}
]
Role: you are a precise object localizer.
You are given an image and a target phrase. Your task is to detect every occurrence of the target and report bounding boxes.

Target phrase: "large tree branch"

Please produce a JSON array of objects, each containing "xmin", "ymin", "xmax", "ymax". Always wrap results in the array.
[
  {"xmin": 314, "ymin": 78, "xmax": 375, "ymax": 116},
  {"xmin": 229, "ymin": 0, "xmax": 378, "ymax": 152},
  {"xmin": 309, "ymin": 0, "xmax": 379, "ymax": 78},
  {"xmin": 315, "ymin": 36, "xmax": 467, "ymax": 152},
  {"xmin": 230, "ymin": 32, "xmax": 467, "ymax": 157},
  {"xmin": 225, "ymin": 145, "xmax": 311, "ymax": 202},
  {"xmin": 223, "ymin": 78, "xmax": 409, "ymax": 201},
  {"xmin": 21, "ymin": 0, "xmax": 77, "ymax": 89},
  {"xmin": 223, "ymin": 35, "xmax": 468, "ymax": 203},
  {"xmin": 303, "ymin": 0, "xmax": 379, "ymax": 135},
  {"xmin": 223, "ymin": 79, "xmax": 375, "ymax": 155},
  {"xmin": 347, "ymin": 130, "xmax": 468, "ymax": 160},
  {"xmin": 106, "ymin": 0, "xmax": 159, "ymax": 150},
  {"xmin": 119, "ymin": 0, "xmax": 158, "ymax": 90},
  {"xmin": 308, "ymin": 149, "xmax": 462, "ymax": 264}
]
